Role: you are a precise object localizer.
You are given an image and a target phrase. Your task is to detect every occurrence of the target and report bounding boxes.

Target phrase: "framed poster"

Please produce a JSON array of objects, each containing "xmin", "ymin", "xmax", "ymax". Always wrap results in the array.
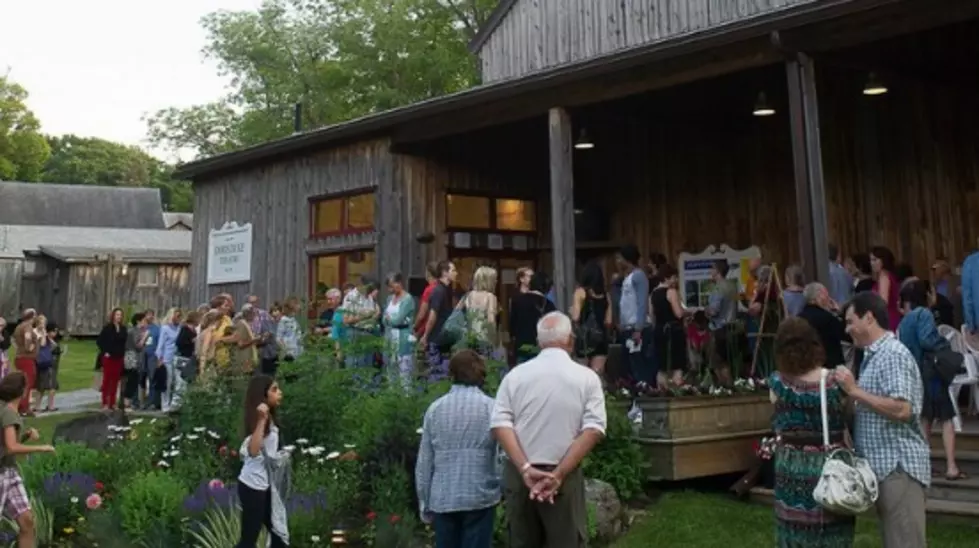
[
  {"xmin": 207, "ymin": 222, "xmax": 253, "ymax": 285},
  {"xmin": 678, "ymin": 244, "xmax": 761, "ymax": 308}
]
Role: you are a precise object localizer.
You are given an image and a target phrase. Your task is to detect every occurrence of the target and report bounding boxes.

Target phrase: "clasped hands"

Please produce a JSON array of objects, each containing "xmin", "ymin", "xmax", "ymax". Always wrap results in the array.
[{"xmin": 522, "ymin": 466, "xmax": 562, "ymax": 503}]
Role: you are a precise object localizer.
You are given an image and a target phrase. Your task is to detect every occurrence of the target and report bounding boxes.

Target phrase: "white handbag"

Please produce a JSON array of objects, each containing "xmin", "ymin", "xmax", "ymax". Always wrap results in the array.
[{"xmin": 812, "ymin": 368, "xmax": 879, "ymax": 515}]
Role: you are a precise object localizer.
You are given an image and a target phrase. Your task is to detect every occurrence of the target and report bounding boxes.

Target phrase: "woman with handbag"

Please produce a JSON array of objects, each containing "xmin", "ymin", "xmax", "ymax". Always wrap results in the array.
[
  {"xmin": 571, "ymin": 262, "xmax": 612, "ymax": 376},
  {"xmin": 897, "ymin": 280, "xmax": 963, "ymax": 480},
  {"xmin": 650, "ymin": 265, "xmax": 691, "ymax": 389},
  {"xmin": 769, "ymin": 318, "xmax": 855, "ymax": 547}
]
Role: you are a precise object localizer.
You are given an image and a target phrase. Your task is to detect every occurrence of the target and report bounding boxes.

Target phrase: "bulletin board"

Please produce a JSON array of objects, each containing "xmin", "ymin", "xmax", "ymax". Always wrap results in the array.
[{"xmin": 678, "ymin": 244, "xmax": 762, "ymax": 308}]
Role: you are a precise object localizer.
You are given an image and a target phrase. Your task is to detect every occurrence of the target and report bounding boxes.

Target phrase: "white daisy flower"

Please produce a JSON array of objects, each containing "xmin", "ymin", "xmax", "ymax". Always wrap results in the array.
[
  {"xmin": 416, "ymin": 428, "xmax": 423, "ymax": 435},
  {"xmin": 326, "ymin": 451, "xmax": 341, "ymax": 460},
  {"xmin": 186, "ymin": 434, "xmax": 199, "ymax": 441},
  {"xmin": 193, "ymin": 427, "xmax": 206, "ymax": 433},
  {"xmin": 150, "ymin": 418, "xmax": 158, "ymax": 424},
  {"xmin": 343, "ymin": 444, "xmax": 355, "ymax": 449},
  {"xmin": 207, "ymin": 431, "xmax": 220, "ymax": 440},
  {"xmin": 296, "ymin": 438, "xmax": 309, "ymax": 445},
  {"xmin": 316, "ymin": 458, "xmax": 325, "ymax": 464},
  {"xmin": 170, "ymin": 435, "xmax": 182, "ymax": 443},
  {"xmin": 157, "ymin": 460, "xmax": 170, "ymax": 468},
  {"xmin": 311, "ymin": 535, "xmax": 321, "ymax": 543},
  {"xmin": 129, "ymin": 418, "xmax": 145, "ymax": 425},
  {"xmin": 70, "ymin": 497, "xmax": 79, "ymax": 504},
  {"xmin": 283, "ymin": 445, "xmax": 296, "ymax": 452}
]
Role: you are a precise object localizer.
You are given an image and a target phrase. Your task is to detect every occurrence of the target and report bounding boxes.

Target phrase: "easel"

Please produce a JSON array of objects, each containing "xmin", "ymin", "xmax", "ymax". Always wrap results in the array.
[{"xmin": 749, "ymin": 263, "xmax": 785, "ymax": 377}]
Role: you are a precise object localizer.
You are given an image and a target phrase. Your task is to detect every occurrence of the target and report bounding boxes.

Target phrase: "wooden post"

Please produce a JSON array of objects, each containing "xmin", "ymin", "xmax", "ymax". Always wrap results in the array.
[
  {"xmin": 548, "ymin": 107, "xmax": 576, "ymax": 312},
  {"xmin": 786, "ymin": 53, "xmax": 830, "ymax": 286},
  {"xmin": 102, "ymin": 254, "xmax": 115, "ymax": 321}
]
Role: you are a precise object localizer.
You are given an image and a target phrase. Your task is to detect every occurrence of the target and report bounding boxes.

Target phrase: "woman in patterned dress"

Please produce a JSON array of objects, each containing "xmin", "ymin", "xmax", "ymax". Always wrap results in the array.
[{"xmin": 770, "ymin": 317, "xmax": 855, "ymax": 547}]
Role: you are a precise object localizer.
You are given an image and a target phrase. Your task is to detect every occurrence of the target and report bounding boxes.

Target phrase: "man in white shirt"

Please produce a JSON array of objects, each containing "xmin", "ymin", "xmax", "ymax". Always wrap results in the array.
[{"xmin": 491, "ymin": 311, "xmax": 607, "ymax": 548}]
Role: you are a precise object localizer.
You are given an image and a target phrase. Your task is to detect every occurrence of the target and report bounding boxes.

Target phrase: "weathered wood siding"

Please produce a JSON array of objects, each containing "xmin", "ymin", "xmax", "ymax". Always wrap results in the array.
[
  {"xmin": 396, "ymin": 123, "xmax": 551, "ymax": 278},
  {"xmin": 191, "ymin": 140, "xmax": 393, "ymax": 306},
  {"xmin": 0, "ymin": 259, "xmax": 23, "ymax": 320},
  {"xmin": 478, "ymin": 0, "xmax": 817, "ymax": 82},
  {"xmin": 820, "ymin": 70, "xmax": 979, "ymax": 278},
  {"xmin": 64, "ymin": 263, "xmax": 191, "ymax": 336}
]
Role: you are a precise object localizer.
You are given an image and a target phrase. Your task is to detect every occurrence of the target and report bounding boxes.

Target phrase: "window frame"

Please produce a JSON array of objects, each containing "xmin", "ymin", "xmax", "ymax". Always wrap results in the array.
[
  {"xmin": 444, "ymin": 191, "xmax": 537, "ymax": 234},
  {"xmin": 136, "ymin": 266, "xmax": 159, "ymax": 287},
  {"xmin": 309, "ymin": 191, "xmax": 376, "ymax": 238},
  {"xmin": 307, "ymin": 247, "xmax": 377, "ymax": 304}
]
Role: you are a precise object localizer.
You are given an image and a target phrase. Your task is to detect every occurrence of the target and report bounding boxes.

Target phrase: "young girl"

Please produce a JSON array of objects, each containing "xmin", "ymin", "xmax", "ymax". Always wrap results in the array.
[
  {"xmin": 237, "ymin": 375, "xmax": 288, "ymax": 547},
  {"xmin": 0, "ymin": 372, "xmax": 55, "ymax": 547}
]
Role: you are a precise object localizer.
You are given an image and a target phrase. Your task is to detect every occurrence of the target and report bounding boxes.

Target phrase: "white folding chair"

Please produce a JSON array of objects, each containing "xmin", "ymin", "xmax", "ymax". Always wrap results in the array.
[{"xmin": 946, "ymin": 326, "xmax": 979, "ymax": 419}]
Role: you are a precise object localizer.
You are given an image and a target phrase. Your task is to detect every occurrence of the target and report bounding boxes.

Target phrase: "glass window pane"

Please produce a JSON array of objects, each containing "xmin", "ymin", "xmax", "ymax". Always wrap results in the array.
[
  {"xmin": 344, "ymin": 250, "xmax": 375, "ymax": 286},
  {"xmin": 496, "ymin": 199, "xmax": 536, "ymax": 231},
  {"xmin": 347, "ymin": 193, "xmax": 375, "ymax": 229},
  {"xmin": 313, "ymin": 199, "xmax": 342, "ymax": 234},
  {"xmin": 314, "ymin": 255, "xmax": 340, "ymax": 295},
  {"xmin": 446, "ymin": 194, "xmax": 491, "ymax": 229}
]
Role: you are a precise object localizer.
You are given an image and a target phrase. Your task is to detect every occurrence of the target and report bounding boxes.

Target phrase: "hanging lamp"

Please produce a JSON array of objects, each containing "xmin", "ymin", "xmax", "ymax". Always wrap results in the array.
[
  {"xmin": 752, "ymin": 92, "xmax": 775, "ymax": 116},
  {"xmin": 862, "ymin": 72, "xmax": 888, "ymax": 96},
  {"xmin": 574, "ymin": 129, "xmax": 594, "ymax": 150}
]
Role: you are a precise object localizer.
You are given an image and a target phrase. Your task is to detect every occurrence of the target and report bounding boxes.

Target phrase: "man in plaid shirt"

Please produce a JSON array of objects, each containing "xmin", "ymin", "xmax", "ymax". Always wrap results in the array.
[{"xmin": 836, "ymin": 292, "xmax": 930, "ymax": 548}]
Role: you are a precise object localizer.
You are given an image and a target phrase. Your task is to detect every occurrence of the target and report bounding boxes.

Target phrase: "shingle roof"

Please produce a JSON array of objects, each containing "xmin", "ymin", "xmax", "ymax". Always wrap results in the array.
[
  {"xmin": 0, "ymin": 182, "xmax": 166, "ymax": 230},
  {"xmin": 0, "ymin": 225, "xmax": 191, "ymax": 263}
]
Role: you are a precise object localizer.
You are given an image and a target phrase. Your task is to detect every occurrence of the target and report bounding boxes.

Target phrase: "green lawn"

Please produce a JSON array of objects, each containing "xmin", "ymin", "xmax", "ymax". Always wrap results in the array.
[
  {"xmin": 612, "ymin": 492, "xmax": 979, "ymax": 547},
  {"xmin": 54, "ymin": 338, "xmax": 99, "ymax": 392},
  {"xmin": 4, "ymin": 338, "xmax": 99, "ymax": 394}
]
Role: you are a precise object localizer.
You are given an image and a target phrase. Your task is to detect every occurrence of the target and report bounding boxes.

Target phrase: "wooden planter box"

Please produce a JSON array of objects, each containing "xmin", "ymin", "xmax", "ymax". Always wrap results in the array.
[{"xmin": 634, "ymin": 393, "xmax": 773, "ymax": 481}]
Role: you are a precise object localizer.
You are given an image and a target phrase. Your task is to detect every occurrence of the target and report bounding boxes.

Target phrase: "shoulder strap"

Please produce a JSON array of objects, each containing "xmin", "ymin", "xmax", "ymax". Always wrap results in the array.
[{"xmin": 819, "ymin": 368, "xmax": 830, "ymax": 448}]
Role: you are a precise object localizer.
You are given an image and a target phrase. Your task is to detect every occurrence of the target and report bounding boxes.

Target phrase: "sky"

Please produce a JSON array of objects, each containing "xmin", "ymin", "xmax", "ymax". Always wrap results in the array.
[{"xmin": 0, "ymin": 0, "xmax": 262, "ymax": 161}]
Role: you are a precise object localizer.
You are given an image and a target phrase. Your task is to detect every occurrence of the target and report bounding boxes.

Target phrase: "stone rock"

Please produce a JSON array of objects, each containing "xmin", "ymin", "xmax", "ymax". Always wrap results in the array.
[
  {"xmin": 52, "ymin": 409, "xmax": 129, "ymax": 450},
  {"xmin": 584, "ymin": 477, "xmax": 624, "ymax": 541}
]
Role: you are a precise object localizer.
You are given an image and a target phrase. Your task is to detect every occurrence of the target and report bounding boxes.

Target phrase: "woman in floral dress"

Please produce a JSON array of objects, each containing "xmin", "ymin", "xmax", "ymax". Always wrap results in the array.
[{"xmin": 769, "ymin": 317, "xmax": 854, "ymax": 547}]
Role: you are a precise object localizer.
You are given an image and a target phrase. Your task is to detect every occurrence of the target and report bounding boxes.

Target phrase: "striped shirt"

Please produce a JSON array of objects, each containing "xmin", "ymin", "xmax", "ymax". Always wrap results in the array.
[
  {"xmin": 853, "ymin": 333, "xmax": 931, "ymax": 486},
  {"xmin": 415, "ymin": 385, "xmax": 500, "ymax": 515}
]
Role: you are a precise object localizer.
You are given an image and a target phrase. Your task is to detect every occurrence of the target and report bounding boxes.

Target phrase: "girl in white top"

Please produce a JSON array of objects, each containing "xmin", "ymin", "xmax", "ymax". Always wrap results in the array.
[
  {"xmin": 465, "ymin": 266, "xmax": 499, "ymax": 346},
  {"xmin": 236, "ymin": 375, "xmax": 287, "ymax": 547}
]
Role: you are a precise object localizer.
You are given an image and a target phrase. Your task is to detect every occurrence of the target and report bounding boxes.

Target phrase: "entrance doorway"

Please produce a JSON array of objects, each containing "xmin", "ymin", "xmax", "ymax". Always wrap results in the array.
[{"xmin": 449, "ymin": 252, "xmax": 537, "ymax": 339}]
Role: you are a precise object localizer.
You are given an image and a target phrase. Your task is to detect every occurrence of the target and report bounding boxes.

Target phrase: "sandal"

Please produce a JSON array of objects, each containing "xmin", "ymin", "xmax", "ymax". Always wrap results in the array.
[{"xmin": 945, "ymin": 471, "xmax": 969, "ymax": 481}]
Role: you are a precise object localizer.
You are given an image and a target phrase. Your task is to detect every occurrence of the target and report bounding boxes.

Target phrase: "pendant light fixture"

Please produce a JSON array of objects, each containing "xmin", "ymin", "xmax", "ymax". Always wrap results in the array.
[
  {"xmin": 574, "ymin": 129, "xmax": 594, "ymax": 150},
  {"xmin": 752, "ymin": 92, "xmax": 775, "ymax": 117},
  {"xmin": 862, "ymin": 72, "xmax": 888, "ymax": 96}
]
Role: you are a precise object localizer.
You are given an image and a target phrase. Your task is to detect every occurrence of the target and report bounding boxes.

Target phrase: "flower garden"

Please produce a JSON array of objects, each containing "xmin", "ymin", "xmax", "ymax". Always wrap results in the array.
[{"xmin": 2, "ymin": 336, "xmax": 649, "ymax": 547}]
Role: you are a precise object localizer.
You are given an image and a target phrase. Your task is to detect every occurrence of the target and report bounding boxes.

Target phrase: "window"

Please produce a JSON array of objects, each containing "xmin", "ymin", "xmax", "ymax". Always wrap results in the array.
[
  {"xmin": 311, "ymin": 192, "xmax": 375, "ymax": 236},
  {"xmin": 445, "ymin": 194, "xmax": 536, "ymax": 232},
  {"xmin": 446, "ymin": 195, "xmax": 491, "ymax": 229},
  {"xmin": 495, "ymin": 199, "xmax": 536, "ymax": 231},
  {"xmin": 137, "ymin": 266, "xmax": 159, "ymax": 287},
  {"xmin": 311, "ymin": 250, "xmax": 376, "ymax": 296}
]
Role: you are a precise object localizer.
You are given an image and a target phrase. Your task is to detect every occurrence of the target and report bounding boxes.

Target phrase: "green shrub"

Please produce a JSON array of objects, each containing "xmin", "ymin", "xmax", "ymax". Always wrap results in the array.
[
  {"xmin": 117, "ymin": 471, "xmax": 188, "ymax": 542},
  {"xmin": 582, "ymin": 403, "xmax": 647, "ymax": 500}
]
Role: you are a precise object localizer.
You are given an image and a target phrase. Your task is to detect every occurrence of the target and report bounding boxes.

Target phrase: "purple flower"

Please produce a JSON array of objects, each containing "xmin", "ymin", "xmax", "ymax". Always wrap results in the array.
[
  {"xmin": 183, "ymin": 480, "xmax": 237, "ymax": 515},
  {"xmin": 43, "ymin": 473, "xmax": 97, "ymax": 499}
]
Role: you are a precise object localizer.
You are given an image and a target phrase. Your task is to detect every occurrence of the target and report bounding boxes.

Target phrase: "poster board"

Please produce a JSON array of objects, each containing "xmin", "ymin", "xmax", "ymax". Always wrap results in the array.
[
  {"xmin": 678, "ymin": 244, "xmax": 761, "ymax": 307},
  {"xmin": 207, "ymin": 222, "xmax": 253, "ymax": 285}
]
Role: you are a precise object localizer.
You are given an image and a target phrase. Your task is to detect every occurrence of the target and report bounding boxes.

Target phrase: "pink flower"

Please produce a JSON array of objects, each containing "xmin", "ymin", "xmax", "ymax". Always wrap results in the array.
[
  {"xmin": 85, "ymin": 493, "xmax": 103, "ymax": 510},
  {"xmin": 208, "ymin": 479, "xmax": 225, "ymax": 490}
]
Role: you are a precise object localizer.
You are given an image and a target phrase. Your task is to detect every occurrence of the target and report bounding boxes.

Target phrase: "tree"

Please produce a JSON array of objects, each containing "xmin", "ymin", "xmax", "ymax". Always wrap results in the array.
[
  {"xmin": 42, "ymin": 134, "xmax": 193, "ymax": 212},
  {"xmin": 0, "ymin": 76, "xmax": 51, "ymax": 181},
  {"xmin": 146, "ymin": 0, "xmax": 497, "ymax": 159}
]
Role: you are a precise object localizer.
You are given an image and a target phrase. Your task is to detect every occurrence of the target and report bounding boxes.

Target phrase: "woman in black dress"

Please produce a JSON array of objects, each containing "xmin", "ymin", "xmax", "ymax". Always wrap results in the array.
[
  {"xmin": 571, "ymin": 262, "xmax": 612, "ymax": 375},
  {"xmin": 651, "ymin": 265, "xmax": 690, "ymax": 389},
  {"xmin": 508, "ymin": 272, "xmax": 556, "ymax": 365}
]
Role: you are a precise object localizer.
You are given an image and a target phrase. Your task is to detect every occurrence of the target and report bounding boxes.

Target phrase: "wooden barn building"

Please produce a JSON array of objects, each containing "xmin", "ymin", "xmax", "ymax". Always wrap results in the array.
[
  {"xmin": 0, "ymin": 182, "xmax": 191, "ymax": 335},
  {"xmin": 177, "ymin": 0, "xmax": 979, "ymax": 321}
]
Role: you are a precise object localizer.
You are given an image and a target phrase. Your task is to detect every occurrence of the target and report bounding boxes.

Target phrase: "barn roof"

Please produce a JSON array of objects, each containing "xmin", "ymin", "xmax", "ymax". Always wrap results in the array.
[
  {"xmin": 163, "ymin": 212, "xmax": 193, "ymax": 230},
  {"xmin": 0, "ymin": 182, "xmax": 166, "ymax": 230},
  {"xmin": 0, "ymin": 224, "xmax": 190, "ymax": 263}
]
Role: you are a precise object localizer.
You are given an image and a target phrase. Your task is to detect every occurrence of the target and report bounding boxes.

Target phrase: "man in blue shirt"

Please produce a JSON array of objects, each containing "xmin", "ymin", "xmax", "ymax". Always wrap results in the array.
[
  {"xmin": 616, "ymin": 245, "xmax": 653, "ymax": 387},
  {"xmin": 141, "ymin": 309, "xmax": 161, "ymax": 409}
]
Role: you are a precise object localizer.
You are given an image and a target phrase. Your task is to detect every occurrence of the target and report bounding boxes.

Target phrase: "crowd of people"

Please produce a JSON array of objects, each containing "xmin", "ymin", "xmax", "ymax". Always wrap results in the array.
[{"xmin": 0, "ymin": 309, "xmax": 63, "ymax": 417}]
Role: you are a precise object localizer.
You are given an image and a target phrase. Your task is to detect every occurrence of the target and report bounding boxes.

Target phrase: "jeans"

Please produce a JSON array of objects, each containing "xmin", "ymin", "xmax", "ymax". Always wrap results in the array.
[
  {"xmin": 433, "ymin": 506, "xmax": 496, "ymax": 548},
  {"xmin": 618, "ymin": 326, "xmax": 656, "ymax": 384}
]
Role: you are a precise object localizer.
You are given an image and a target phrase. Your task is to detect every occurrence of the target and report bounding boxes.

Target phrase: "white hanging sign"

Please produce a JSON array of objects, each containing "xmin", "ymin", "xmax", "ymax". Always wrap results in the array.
[
  {"xmin": 678, "ymin": 244, "xmax": 761, "ymax": 308},
  {"xmin": 207, "ymin": 222, "xmax": 253, "ymax": 285}
]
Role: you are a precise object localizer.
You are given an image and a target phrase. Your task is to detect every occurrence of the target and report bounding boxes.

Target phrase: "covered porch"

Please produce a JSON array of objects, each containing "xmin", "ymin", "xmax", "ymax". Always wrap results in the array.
[{"xmin": 388, "ymin": 5, "xmax": 979, "ymax": 314}]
